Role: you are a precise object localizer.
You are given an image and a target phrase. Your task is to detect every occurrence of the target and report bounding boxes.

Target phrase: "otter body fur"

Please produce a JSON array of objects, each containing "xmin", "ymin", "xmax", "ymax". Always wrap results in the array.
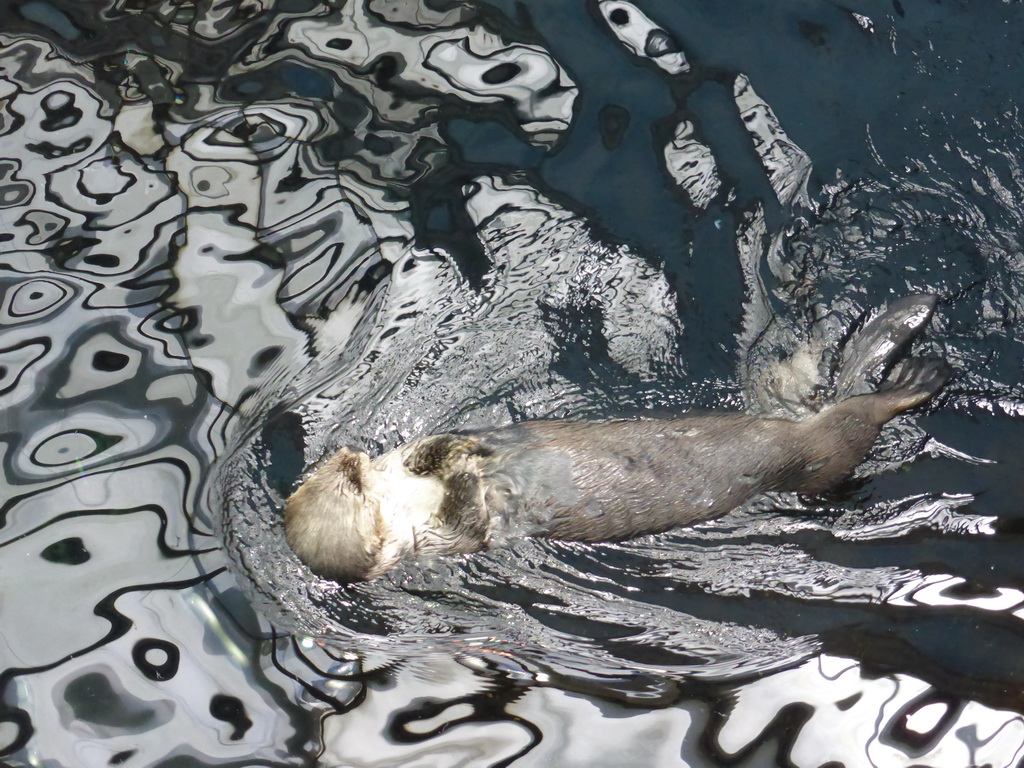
[{"xmin": 285, "ymin": 297, "xmax": 950, "ymax": 583}]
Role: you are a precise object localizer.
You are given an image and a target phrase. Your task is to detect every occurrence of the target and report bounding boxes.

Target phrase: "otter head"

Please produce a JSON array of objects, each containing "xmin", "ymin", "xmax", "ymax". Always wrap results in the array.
[{"xmin": 284, "ymin": 447, "xmax": 386, "ymax": 582}]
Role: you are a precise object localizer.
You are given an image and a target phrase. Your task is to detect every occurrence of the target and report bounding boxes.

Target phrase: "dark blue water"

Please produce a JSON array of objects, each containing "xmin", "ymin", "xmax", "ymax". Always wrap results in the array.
[{"xmin": 2, "ymin": 0, "xmax": 1024, "ymax": 765}]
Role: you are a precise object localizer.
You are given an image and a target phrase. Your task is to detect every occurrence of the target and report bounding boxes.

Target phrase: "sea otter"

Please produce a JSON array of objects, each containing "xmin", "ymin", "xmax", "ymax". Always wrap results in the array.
[{"xmin": 285, "ymin": 295, "xmax": 950, "ymax": 582}]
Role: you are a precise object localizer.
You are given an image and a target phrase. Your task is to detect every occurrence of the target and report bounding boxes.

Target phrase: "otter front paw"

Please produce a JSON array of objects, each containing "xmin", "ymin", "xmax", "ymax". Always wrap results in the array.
[{"xmin": 404, "ymin": 434, "xmax": 489, "ymax": 478}]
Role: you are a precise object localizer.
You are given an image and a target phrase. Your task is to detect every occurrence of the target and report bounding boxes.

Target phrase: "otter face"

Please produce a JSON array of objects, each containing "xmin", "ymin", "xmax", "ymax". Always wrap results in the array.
[
  {"xmin": 284, "ymin": 447, "xmax": 385, "ymax": 582},
  {"xmin": 284, "ymin": 440, "xmax": 452, "ymax": 582}
]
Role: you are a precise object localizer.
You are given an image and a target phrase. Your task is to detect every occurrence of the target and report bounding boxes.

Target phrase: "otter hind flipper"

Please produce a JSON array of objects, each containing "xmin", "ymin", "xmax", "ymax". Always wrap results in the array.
[
  {"xmin": 835, "ymin": 294, "xmax": 938, "ymax": 400},
  {"xmin": 877, "ymin": 356, "xmax": 951, "ymax": 414}
]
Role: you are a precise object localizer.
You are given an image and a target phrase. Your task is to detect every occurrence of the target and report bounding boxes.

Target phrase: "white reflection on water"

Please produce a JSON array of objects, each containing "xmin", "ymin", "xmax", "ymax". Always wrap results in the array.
[
  {"xmin": 717, "ymin": 655, "xmax": 1024, "ymax": 768},
  {"xmin": 1, "ymin": 0, "xmax": 1024, "ymax": 765}
]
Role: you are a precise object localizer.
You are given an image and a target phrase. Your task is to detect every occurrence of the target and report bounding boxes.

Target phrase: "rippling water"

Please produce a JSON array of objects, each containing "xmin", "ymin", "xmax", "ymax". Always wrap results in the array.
[{"xmin": 2, "ymin": 0, "xmax": 1024, "ymax": 765}]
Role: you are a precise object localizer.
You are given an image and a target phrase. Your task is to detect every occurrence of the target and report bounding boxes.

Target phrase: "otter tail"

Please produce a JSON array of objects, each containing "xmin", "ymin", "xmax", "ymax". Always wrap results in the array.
[
  {"xmin": 834, "ymin": 294, "xmax": 940, "ymax": 401},
  {"xmin": 877, "ymin": 356, "xmax": 951, "ymax": 414}
]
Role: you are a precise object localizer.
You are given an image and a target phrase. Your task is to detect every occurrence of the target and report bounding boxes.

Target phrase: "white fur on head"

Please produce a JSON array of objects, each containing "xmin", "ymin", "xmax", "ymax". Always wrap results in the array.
[
  {"xmin": 284, "ymin": 442, "xmax": 450, "ymax": 582},
  {"xmin": 284, "ymin": 447, "xmax": 384, "ymax": 582}
]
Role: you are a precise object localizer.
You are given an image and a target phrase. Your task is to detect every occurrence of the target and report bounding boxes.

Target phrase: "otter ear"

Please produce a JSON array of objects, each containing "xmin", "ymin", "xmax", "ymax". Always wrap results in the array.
[{"xmin": 319, "ymin": 446, "xmax": 372, "ymax": 492}]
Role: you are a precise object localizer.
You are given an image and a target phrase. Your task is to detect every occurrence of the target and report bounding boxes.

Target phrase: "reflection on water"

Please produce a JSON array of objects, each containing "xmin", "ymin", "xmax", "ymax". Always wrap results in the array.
[{"xmin": 2, "ymin": 0, "xmax": 1024, "ymax": 765}]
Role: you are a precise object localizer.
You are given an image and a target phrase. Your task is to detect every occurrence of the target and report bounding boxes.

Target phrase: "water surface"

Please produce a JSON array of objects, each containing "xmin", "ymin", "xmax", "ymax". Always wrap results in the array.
[{"xmin": 1, "ymin": 0, "xmax": 1024, "ymax": 765}]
